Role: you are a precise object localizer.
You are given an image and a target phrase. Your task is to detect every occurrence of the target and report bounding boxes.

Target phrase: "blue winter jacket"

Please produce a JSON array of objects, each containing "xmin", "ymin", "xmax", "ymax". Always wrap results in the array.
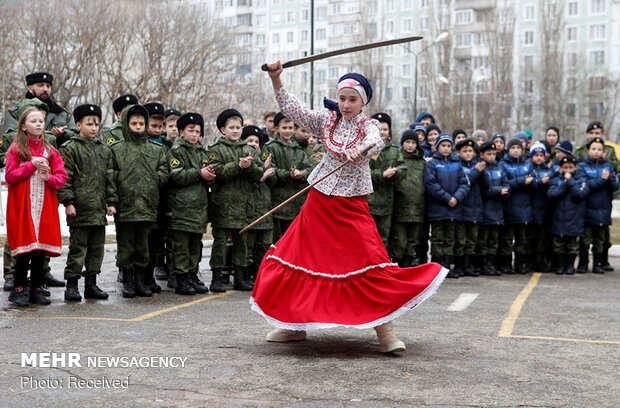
[
  {"xmin": 529, "ymin": 162, "xmax": 555, "ymax": 224},
  {"xmin": 479, "ymin": 160, "xmax": 509, "ymax": 225},
  {"xmin": 423, "ymin": 152, "xmax": 470, "ymax": 222},
  {"xmin": 459, "ymin": 157, "xmax": 484, "ymax": 222},
  {"xmin": 579, "ymin": 156, "xmax": 619, "ymax": 226},
  {"xmin": 500, "ymin": 155, "xmax": 533, "ymax": 224},
  {"xmin": 547, "ymin": 172, "xmax": 589, "ymax": 236},
  {"xmin": 420, "ymin": 140, "xmax": 432, "ymax": 158}
]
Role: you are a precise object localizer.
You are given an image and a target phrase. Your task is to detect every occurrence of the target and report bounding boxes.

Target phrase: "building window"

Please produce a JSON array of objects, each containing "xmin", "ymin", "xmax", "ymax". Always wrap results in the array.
[
  {"xmin": 301, "ymin": 30, "xmax": 308, "ymax": 42},
  {"xmin": 286, "ymin": 10, "xmax": 295, "ymax": 23},
  {"xmin": 420, "ymin": 0, "xmax": 429, "ymax": 8},
  {"xmin": 402, "ymin": 86, "xmax": 411, "ymax": 100},
  {"xmin": 301, "ymin": 8, "xmax": 309, "ymax": 21},
  {"xmin": 385, "ymin": 87, "xmax": 392, "ymax": 101},
  {"xmin": 566, "ymin": 103, "xmax": 576, "ymax": 118},
  {"xmin": 272, "ymin": 12, "xmax": 281, "ymax": 25},
  {"xmin": 456, "ymin": 33, "xmax": 472, "ymax": 48},
  {"xmin": 386, "ymin": 45, "xmax": 394, "ymax": 56},
  {"xmin": 568, "ymin": 1, "xmax": 578, "ymax": 16},
  {"xmin": 315, "ymin": 28, "xmax": 326, "ymax": 40},
  {"xmin": 590, "ymin": 102, "xmax": 605, "ymax": 117},
  {"xmin": 589, "ymin": 76, "xmax": 607, "ymax": 91},
  {"xmin": 403, "ymin": 0, "xmax": 412, "ymax": 10},
  {"xmin": 524, "ymin": 5, "xmax": 535, "ymax": 21},
  {"xmin": 523, "ymin": 104, "xmax": 533, "ymax": 118},
  {"xmin": 366, "ymin": 1, "xmax": 378, "ymax": 14},
  {"xmin": 455, "ymin": 9, "xmax": 473, "ymax": 25},
  {"xmin": 256, "ymin": 34, "xmax": 265, "ymax": 46},
  {"xmin": 420, "ymin": 17, "xmax": 428, "ymax": 30},
  {"xmin": 386, "ymin": 21, "xmax": 394, "ymax": 34},
  {"xmin": 589, "ymin": 24, "xmax": 606, "ymax": 40},
  {"xmin": 590, "ymin": 0, "xmax": 605, "ymax": 14},
  {"xmin": 524, "ymin": 79, "xmax": 533, "ymax": 94},
  {"xmin": 272, "ymin": 33, "xmax": 280, "ymax": 44},
  {"xmin": 523, "ymin": 31, "xmax": 534, "ymax": 45},
  {"xmin": 402, "ymin": 63, "xmax": 411, "ymax": 77},
  {"xmin": 317, "ymin": 70, "xmax": 326, "ymax": 83},
  {"xmin": 316, "ymin": 6, "xmax": 327, "ymax": 20},
  {"xmin": 567, "ymin": 26, "xmax": 577, "ymax": 41},
  {"xmin": 332, "ymin": 3, "xmax": 340, "ymax": 13},
  {"xmin": 386, "ymin": 0, "xmax": 394, "ymax": 11},
  {"xmin": 523, "ymin": 55, "xmax": 534, "ymax": 66},
  {"xmin": 256, "ymin": 14, "xmax": 266, "ymax": 27},
  {"xmin": 567, "ymin": 52, "xmax": 578, "ymax": 67},
  {"xmin": 590, "ymin": 50, "xmax": 605, "ymax": 65},
  {"xmin": 329, "ymin": 67, "xmax": 339, "ymax": 79},
  {"xmin": 386, "ymin": 65, "xmax": 393, "ymax": 78},
  {"xmin": 403, "ymin": 19, "xmax": 412, "ymax": 32},
  {"xmin": 287, "ymin": 31, "xmax": 294, "ymax": 43},
  {"xmin": 567, "ymin": 77, "xmax": 577, "ymax": 92}
]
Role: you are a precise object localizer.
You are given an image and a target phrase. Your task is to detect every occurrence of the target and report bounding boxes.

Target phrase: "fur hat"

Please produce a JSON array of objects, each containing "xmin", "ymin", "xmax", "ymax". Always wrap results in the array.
[
  {"xmin": 25, "ymin": 72, "xmax": 53, "ymax": 86},
  {"xmin": 113, "ymin": 94, "xmax": 139, "ymax": 114},
  {"xmin": 216, "ymin": 109, "xmax": 243, "ymax": 133},
  {"xmin": 73, "ymin": 104, "xmax": 102, "ymax": 123}
]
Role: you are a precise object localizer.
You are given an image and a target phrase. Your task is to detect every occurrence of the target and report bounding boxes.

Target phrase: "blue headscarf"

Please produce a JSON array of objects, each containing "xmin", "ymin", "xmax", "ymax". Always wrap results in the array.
[{"xmin": 323, "ymin": 73, "xmax": 373, "ymax": 117}]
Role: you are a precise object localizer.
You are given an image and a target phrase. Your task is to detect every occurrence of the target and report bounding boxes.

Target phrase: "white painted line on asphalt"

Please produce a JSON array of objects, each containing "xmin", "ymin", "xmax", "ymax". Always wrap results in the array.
[{"xmin": 447, "ymin": 293, "xmax": 479, "ymax": 312}]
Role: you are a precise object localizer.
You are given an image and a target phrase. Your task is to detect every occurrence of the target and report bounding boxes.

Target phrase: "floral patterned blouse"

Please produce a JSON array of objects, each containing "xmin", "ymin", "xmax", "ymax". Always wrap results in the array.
[{"xmin": 275, "ymin": 87, "xmax": 384, "ymax": 197}]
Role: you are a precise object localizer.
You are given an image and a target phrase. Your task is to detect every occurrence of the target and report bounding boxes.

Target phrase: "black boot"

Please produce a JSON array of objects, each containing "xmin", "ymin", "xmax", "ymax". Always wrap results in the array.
[
  {"xmin": 554, "ymin": 255, "xmax": 565, "ymax": 275},
  {"xmin": 133, "ymin": 267, "xmax": 152, "ymax": 297},
  {"xmin": 154, "ymin": 265, "xmax": 169, "ymax": 280},
  {"xmin": 209, "ymin": 269, "xmax": 227, "ymax": 293},
  {"xmin": 488, "ymin": 255, "xmax": 500, "ymax": 276},
  {"xmin": 8, "ymin": 286, "xmax": 29, "ymax": 307},
  {"xmin": 64, "ymin": 277, "xmax": 82, "ymax": 301},
  {"xmin": 143, "ymin": 266, "xmax": 162, "ymax": 294},
  {"xmin": 188, "ymin": 273, "xmax": 208, "ymax": 294},
  {"xmin": 542, "ymin": 255, "xmax": 553, "ymax": 273},
  {"xmin": 521, "ymin": 254, "xmax": 530, "ymax": 274},
  {"xmin": 167, "ymin": 273, "xmax": 177, "ymax": 288},
  {"xmin": 462, "ymin": 255, "xmax": 478, "ymax": 277},
  {"xmin": 121, "ymin": 268, "xmax": 135, "ymax": 298},
  {"xmin": 602, "ymin": 246, "xmax": 614, "ymax": 271},
  {"xmin": 592, "ymin": 253, "xmax": 605, "ymax": 274},
  {"xmin": 452, "ymin": 256, "xmax": 463, "ymax": 277},
  {"xmin": 44, "ymin": 273, "xmax": 65, "ymax": 287},
  {"xmin": 117, "ymin": 268, "xmax": 124, "ymax": 283},
  {"xmin": 480, "ymin": 255, "xmax": 494, "ymax": 276},
  {"xmin": 233, "ymin": 268, "xmax": 254, "ymax": 291},
  {"xmin": 84, "ymin": 275, "xmax": 109, "ymax": 299},
  {"xmin": 500, "ymin": 255, "xmax": 514, "ymax": 274},
  {"xmin": 175, "ymin": 274, "xmax": 197, "ymax": 295},
  {"xmin": 470, "ymin": 255, "xmax": 481, "ymax": 275},
  {"xmin": 3, "ymin": 277, "xmax": 14, "ymax": 291},
  {"xmin": 576, "ymin": 252, "xmax": 588, "ymax": 274},
  {"xmin": 446, "ymin": 256, "xmax": 459, "ymax": 279},
  {"xmin": 565, "ymin": 254, "xmax": 576, "ymax": 275},
  {"xmin": 30, "ymin": 286, "xmax": 51, "ymax": 305}
]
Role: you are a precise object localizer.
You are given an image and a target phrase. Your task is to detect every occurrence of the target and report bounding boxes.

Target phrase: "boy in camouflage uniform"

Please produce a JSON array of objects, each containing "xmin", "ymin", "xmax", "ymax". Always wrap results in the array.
[
  {"xmin": 390, "ymin": 130, "xmax": 425, "ymax": 267},
  {"xmin": 167, "ymin": 113, "xmax": 215, "ymax": 295},
  {"xmin": 208, "ymin": 109, "xmax": 263, "ymax": 292},
  {"xmin": 367, "ymin": 112, "xmax": 404, "ymax": 250},
  {"xmin": 109, "ymin": 104, "xmax": 168, "ymax": 298},
  {"xmin": 58, "ymin": 104, "xmax": 114, "ymax": 301},
  {"xmin": 103, "ymin": 94, "xmax": 139, "ymax": 145},
  {"xmin": 262, "ymin": 113, "xmax": 312, "ymax": 241},
  {"xmin": 243, "ymin": 125, "xmax": 276, "ymax": 282}
]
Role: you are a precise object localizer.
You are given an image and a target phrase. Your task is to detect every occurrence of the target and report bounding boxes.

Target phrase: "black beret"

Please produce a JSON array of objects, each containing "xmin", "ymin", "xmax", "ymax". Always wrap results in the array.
[
  {"xmin": 113, "ymin": 94, "xmax": 139, "ymax": 114},
  {"xmin": 455, "ymin": 138, "xmax": 476, "ymax": 151},
  {"xmin": 177, "ymin": 112, "xmax": 204, "ymax": 132},
  {"xmin": 73, "ymin": 104, "xmax": 102, "ymax": 123},
  {"xmin": 273, "ymin": 112, "xmax": 287, "ymax": 128},
  {"xmin": 241, "ymin": 125, "xmax": 262, "ymax": 140},
  {"xmin": 216, "ymin": 109, "xmax": 243, "ymax": 132},
  {"xmin": 479, "ymin": 141, "xmax": 496, "ymax": 152},
  {"xmin": 26, "ymin": 72, "xmax": 53, "ymax": 86},
  {"xmin": 400, "ymin": 130, "xmax": 418, "ymax": 145},
  {"xmin": 164, "ymin": 108, "xmax": 181, "ymax": 118},
  {"xmin": 371, "ymin": 112, "xmax": 392, "ymax": 128},
  {"xmin": 586, "ymin": 137, "xmax": 605, "ymax": 149},
  {"xmin": 559, "ymin": 155, "xmax": 577, "ymax": 165},
  {"xmin": 586, "ymin": 121, "xmax": 603, "ymax": 133},
  {"xmin": 144, "ymin": 102, "xmax": 165, "ymax": 118},
  {"xmin": 425, "ymin": 124, "xmax": 441, "ymax": 134}
]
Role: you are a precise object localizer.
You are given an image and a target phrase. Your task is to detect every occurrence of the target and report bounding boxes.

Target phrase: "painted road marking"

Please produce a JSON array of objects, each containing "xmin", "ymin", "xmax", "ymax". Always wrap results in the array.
[
  {"xmin": 447, "ymin": 293, "xmax": 479, "ymax": 311},
  {"xmin": 498, "ymin": 273, "xmax": 619, "ymax": 344},
  {"xmin": 4, "ymin": 291, "xmax": 234, "ymax": 322}
]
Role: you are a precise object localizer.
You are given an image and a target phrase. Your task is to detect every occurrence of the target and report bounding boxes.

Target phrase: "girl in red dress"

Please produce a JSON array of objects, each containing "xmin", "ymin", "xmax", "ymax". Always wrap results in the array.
[
  {"xmin": 250, "ymin": 62, "xmax": 448, "ymax": 353},
  {"xmin": 5, "ymin": 107, "xmax": 68, "ymax": 307}
]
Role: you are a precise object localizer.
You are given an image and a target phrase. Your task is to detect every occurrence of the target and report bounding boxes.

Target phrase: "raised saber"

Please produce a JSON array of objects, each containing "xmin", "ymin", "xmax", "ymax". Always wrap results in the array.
[
  {"xmin": 261, "ymin": 36, "xmax": 423, "ymax": 71},
  {"xmin": 240, "ymin": 144, "xmax": 376, "ymax": 234}
]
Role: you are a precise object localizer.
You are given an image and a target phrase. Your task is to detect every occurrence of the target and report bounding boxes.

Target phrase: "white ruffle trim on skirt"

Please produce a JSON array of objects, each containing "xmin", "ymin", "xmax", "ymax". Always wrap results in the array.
[{"xmin": 249, "ymin": 266, "xmax": 449, "ymax": 331}]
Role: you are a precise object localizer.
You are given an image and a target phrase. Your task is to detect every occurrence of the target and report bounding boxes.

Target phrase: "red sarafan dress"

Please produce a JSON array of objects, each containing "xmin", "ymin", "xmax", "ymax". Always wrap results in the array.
[
  {"xmin": 250, "ymin": 88, "xmax": 448, "ymax": 331},
  {"xmin": 5, "ymin": 138, "xmax": 68, "ymax": 257}
]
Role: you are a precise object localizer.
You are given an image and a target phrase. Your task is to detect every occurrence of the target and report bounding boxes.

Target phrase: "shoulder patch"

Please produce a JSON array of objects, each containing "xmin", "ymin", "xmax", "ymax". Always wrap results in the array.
[
  {"xmin": 207, "ymin": 152, "xmax": 216, "ymax": 163},
  {"xmin": 106, "ymin": 137, "xmax": 116, "ymax": 145},
  {"xmin": 170, "ymin": 158, "xmax": 181, "ymax": 168},
  {"xmin": 261, "ymin": 151, "xmax": 269, "ymax": 161}
]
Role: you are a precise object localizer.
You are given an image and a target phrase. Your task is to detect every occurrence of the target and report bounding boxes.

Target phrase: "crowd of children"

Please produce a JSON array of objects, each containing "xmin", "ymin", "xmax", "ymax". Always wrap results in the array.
[{"xmin": 2, "ymin": 72, "xmax": 618, "ymax": 307}]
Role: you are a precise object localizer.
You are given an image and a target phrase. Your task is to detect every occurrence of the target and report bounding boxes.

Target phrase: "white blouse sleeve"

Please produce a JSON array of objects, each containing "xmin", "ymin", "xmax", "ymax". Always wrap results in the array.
[{"xmin": 275, "ymin": 87, "xmax": 326, "ymax": 136}]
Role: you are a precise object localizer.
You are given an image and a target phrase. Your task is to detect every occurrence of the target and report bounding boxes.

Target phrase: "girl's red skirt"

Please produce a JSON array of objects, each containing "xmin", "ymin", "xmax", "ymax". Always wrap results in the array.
[{"xmin": 250, "ymin": 188, "xmax": 447, "ymax": 330}]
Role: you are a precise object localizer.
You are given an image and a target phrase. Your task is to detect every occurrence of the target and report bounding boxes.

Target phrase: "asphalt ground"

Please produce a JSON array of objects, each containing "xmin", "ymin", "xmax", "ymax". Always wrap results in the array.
[{"xmin": 0, "ymin": 250, "xmax": 618, "ymax": 408}]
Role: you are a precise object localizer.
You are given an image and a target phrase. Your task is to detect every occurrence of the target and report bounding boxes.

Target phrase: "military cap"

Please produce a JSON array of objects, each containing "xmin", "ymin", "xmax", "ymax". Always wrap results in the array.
[
  {"xmin": 26, "ymin": 72, "xmax": 53, "ymax": 86},
  {"xmin": 73, "ymin": 104, "xmax": 102, "ymax": 123},
  {"xmin": 455, "ymin": 138, "xmax": 476, "ymax": 151},
  {"xmin": 177, "ymin": 112, "xmax": 204, "ymax": 132},
  {"xmin": 586, "ymin": 121, "xmax": 603, "ymax": 133},
  {"xmin": 216, "ymin": 109, "xmax": 243, "ymax": 132},
  {"xmin": 479, "ymin": 141, "xmax": 496, "ymax": 152},
  {"xmin": 113, "ymin": 94, "xmax": 139, "ymax": 114},
  {"xmin": 371, "ymin": 112, "xmax": 392, "ymax": 128},
  {"xmin": 559, "ymin": 155, "xmax": 577, "ymax": 165}
]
